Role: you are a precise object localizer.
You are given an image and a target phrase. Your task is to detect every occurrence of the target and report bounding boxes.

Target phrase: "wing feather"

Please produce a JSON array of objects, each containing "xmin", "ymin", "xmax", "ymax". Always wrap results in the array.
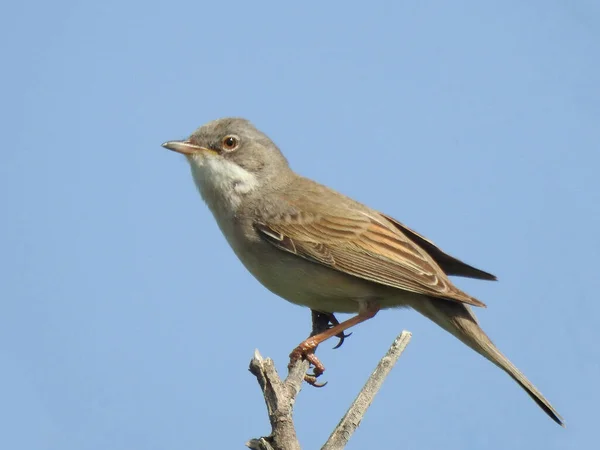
[
  {"xmin": 254, "ymin": 206, "xmax": 486, "ymax": 307},
  {"xmin": 380, "ymin": 213, "xmax": 497, "ymax": 281}
]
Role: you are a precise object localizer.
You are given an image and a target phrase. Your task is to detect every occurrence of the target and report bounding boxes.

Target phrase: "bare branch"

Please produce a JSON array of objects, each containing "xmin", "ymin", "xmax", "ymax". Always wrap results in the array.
[
  {"xmin": 248, "ymin": 309, "xmax": 412, "ymax": 450},
  {"xmin": 247, "ymin": 349, "xmax": 309, "ymax": 450},
  {"xmin": 321, "ymin": 331, "xmax": 413, "ymax": 450}
]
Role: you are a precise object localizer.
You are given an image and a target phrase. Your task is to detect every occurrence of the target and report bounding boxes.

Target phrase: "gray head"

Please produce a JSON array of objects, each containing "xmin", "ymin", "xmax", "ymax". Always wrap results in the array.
[{"xmin": 162, "ymin": 118, "xmax": 291, "ymax": 215}]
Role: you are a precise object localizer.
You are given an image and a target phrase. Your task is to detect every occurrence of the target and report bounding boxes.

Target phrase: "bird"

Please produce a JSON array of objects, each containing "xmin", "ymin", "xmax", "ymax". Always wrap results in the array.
[{"xmin": 162, "ymin": 117, "xmax": 563, "ymax": 426}]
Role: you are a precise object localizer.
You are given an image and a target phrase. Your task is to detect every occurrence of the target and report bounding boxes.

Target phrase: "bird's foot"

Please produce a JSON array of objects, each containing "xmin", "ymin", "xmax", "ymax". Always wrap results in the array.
[
  {"xmin": 331, "ymin": 328, "xmax": 352, "ymax": 350},
  {"xmin": 289, "ymin": 338, "xmax": 328, "ymax": 387},
  {"xmin": 296, "ymin": 308, "xmax": 378, "ymax": 386},
  {"xmin": 311, "ymin": 311, "xmax": 352, "ymax": 349}
]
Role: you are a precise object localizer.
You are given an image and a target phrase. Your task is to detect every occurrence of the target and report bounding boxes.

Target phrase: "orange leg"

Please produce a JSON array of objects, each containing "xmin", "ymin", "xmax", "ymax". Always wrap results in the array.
[
  {"xmin": 289, "ymin": 305, "xmax": 380, "ymax": 386},
  {"xmin": 311, "ymin": 310, "xmax": 352, "ymax": 349}
]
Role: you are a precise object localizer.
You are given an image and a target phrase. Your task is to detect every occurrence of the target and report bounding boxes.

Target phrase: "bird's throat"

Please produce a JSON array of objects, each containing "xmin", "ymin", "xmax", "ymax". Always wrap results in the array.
[{"xmin": 188, "ymin": 156, "xmax": 259, "ymax": 217}]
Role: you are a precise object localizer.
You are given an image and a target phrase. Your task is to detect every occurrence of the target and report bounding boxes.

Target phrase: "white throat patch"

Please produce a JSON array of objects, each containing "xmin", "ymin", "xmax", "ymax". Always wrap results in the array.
[{"xmin": 188, "ymin": 155, "xmax": 259, "ymax": 214}]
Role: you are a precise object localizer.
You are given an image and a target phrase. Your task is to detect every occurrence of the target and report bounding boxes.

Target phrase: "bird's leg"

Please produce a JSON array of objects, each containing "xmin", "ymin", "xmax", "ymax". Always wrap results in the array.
[
  {"xmin": 310, "ymin": 310, "xmax": 332, "ymax": 336},
  {"xmin": 327, "ymin": 313, "xmax": 353, "ymax": 349},
  {"xmin": 310, "ymin": 310, "xmax": 352, "ymax": 349},
  {"xmin": 290, "ymin": 305, "xmax": 380, "ymax": 386},
  {"xmin": 301, "ymin": 311, "xmax": 331, "ymax": 387}
]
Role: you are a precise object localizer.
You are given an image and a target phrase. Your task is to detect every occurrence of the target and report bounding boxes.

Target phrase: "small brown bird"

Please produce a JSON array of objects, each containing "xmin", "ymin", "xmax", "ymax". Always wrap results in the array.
[{"xmin": 163, "ymin": 117, "xmax": 563, "ymax": 426}]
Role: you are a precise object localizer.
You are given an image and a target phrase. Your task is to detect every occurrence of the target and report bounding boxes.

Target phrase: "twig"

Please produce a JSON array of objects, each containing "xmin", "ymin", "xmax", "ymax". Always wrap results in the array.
[
  {"xmin": 247, "ymin": 313, "xmax": 412, "ymax": 450},
  {"xmin": 247, "ymin": 350, "xmax": 308, "ymax": 450},
  {"xmin": 321, "ymin": 330, "xmax": 413, "ymax": 450},
  {"xmin": 246, "ymin": 311, "xmax": 332, "ymax": 449}
]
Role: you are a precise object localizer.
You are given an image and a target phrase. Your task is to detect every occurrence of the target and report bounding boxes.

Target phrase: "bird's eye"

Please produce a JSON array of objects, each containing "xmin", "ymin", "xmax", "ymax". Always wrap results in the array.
[{"xmin": 222, "ymin": 135, "xmax": 239, "ymax": 151}]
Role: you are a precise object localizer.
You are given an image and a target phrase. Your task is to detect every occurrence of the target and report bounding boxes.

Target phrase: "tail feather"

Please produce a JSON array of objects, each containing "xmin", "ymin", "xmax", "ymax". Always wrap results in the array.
[{"xmin": 411, "ymin": 298, "xmax": 564, "ymax": 426}]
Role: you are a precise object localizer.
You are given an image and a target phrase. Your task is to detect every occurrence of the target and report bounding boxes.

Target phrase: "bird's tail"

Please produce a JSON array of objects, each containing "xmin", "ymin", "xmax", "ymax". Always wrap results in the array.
[{"xmin": 410, "ymin": 298, "xmax": 564, "ymax": 426}]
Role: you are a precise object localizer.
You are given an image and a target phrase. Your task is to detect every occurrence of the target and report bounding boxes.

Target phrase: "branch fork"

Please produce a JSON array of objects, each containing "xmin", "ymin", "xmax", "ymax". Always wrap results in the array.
[{"xmin": 247, "ymin": 330, "xmax": 412, "ymax": 450}]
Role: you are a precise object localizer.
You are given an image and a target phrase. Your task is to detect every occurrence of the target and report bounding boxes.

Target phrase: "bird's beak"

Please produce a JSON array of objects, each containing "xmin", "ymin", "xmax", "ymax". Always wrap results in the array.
[{"xmin": 162, "ymin": 140, "xmax": 209, "ymax": 156}]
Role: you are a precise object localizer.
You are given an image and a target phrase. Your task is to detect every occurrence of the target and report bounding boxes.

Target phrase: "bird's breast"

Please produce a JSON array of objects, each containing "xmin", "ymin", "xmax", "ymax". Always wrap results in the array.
[{"xmin": 215, "ymin": 220, "xmax": 401, "ymax": 313}]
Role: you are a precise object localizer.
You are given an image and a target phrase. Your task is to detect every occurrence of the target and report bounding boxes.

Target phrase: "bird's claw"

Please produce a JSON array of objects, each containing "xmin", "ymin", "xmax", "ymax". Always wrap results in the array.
[
  {"xmin": 304, "ymin": 361, "xmax": 327, "ymax": 387},
  {"xmin": 289, "ymin": 339, "xmax": 328, "ymax": 387},
  {"xmin": 332, "ymin": 331, "xmax": 352, "ymax": 349},
  {"xmin": 311, "ymin": 311, "xmax": 353, "ymax": 350},
  {"xmin": 304, "ymin": 374, "xmax": 328, "ymax": 387}
]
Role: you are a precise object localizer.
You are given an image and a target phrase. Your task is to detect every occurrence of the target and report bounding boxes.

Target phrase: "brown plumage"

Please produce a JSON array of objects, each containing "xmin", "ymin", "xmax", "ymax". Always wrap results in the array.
[
  {"xmin": 163, "ymin": 117, "xmax": 564, "ymax": 426},
  {"xmin": 254, "ymin": 188, "xmax": 486, "ymax": 308}
]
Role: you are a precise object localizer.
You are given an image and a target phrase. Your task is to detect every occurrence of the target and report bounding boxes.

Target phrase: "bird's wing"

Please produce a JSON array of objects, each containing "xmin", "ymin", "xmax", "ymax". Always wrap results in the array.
[
  {"xmin": 254, "ymin": 199, "xmax": 486, "ymax": 307},
  {"xmin": 379, "ymin": 213, "xmax": 497, "ymax": 281}
]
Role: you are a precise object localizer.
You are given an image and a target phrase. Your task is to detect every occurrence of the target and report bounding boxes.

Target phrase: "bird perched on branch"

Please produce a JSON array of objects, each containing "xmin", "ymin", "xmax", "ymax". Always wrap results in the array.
[{"xmin": 163, "ymin": 117, "xmax": 563, "ymax": 426}]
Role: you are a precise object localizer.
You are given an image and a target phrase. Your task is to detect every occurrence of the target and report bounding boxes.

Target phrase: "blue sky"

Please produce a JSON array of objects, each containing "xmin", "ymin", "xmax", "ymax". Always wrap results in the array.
[{"xmin": 2, "ymin": 1, "xmax": 598, "ymax": 448}]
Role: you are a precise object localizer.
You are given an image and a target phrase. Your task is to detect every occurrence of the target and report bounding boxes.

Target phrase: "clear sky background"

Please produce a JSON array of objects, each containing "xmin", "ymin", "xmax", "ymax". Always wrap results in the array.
[{"xmin": 2, "ymin": 1, "xmax": 598, "ymax": 449}]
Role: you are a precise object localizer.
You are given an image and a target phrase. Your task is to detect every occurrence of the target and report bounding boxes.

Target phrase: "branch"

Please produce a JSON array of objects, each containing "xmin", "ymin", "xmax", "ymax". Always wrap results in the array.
[
  {"xmin": 247, "ymin": 311, "xmax": 331, "ymax": 449},
  {"xmin": 247, "ymin": 315, "xmax": 412, "ymax": 449},
  {"xmin": 321, "ymin": 330, "xmax": 412, "ymax": 450},
  {"xmin": 247, "ymin": 349, "xmax": 312, "ymax": 450}
]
